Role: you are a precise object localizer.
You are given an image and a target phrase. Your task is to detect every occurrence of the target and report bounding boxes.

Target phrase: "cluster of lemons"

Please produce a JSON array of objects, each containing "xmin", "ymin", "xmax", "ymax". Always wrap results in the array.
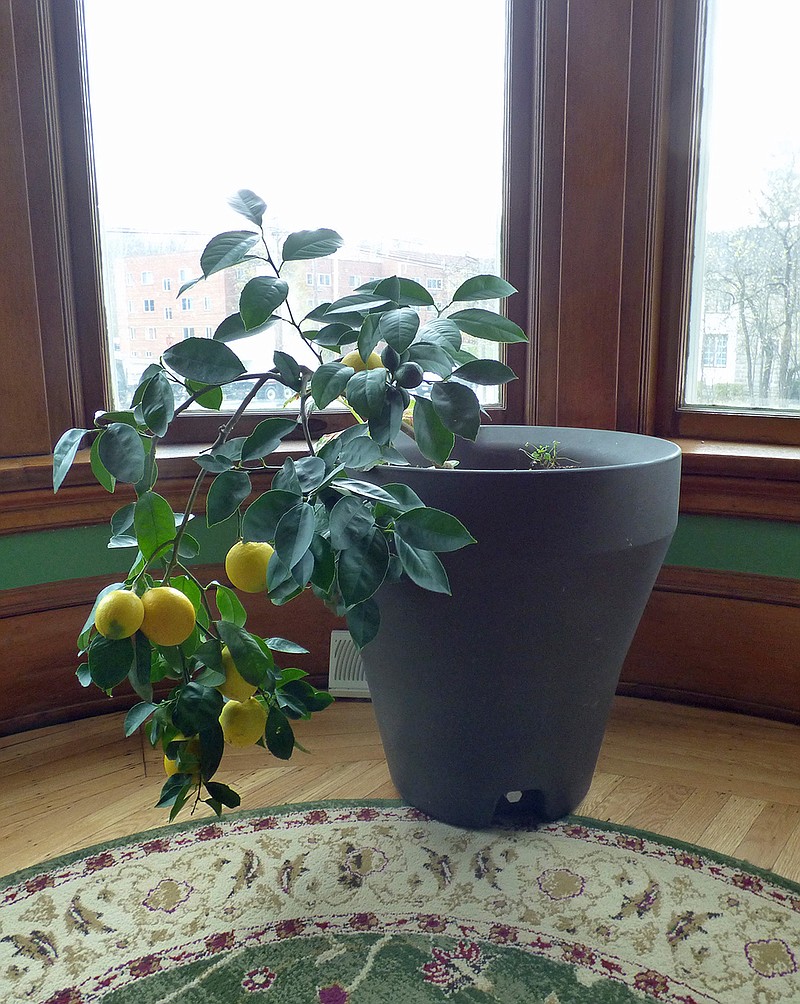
[{"xmin": 93, "ymin": 538, "xmax": 278, "ymax": 779}]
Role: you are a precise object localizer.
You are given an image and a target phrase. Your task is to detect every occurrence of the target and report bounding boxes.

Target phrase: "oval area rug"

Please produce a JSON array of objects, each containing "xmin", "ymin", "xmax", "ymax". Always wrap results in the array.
[{"xmin": 2, "ymin": 800, "xmax": 799, "ymax": 1003}]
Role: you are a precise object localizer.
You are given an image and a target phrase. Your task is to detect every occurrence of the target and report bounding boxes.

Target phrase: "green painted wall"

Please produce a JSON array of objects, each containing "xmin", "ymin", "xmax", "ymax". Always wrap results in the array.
[{"xmin": 1, "ymin": 513, "xmax": 799, "ymax": 592}]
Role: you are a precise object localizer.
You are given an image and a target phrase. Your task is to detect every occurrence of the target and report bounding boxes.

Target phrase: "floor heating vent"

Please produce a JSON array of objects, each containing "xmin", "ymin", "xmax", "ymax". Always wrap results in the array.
[{"xmin": 328, "ymin": 630, "xmax": 370, "ymax": 698}]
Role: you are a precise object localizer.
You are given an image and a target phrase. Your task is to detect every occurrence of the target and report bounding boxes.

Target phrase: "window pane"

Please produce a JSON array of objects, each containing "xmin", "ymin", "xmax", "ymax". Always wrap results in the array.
[
  {"xmin": 685, "ymin": 0, "xmax": 800, "ymax": 412},
  {"xmin": 83, "ymin": 1, "xmax": 507, "ymax": 411}
]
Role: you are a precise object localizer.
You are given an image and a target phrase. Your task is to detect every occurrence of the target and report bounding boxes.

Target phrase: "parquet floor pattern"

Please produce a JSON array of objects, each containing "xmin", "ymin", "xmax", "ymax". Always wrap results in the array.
[{"xmin": 3, "ymin": 696, "xmax": 800, "ymax": 881}]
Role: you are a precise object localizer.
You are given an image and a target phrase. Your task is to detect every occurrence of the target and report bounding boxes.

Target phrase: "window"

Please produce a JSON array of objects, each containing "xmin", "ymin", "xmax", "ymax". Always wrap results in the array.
[
  {"xmin": 306, "ymin": 273, "xmax": 314, "ymax": 285},
  {"xmin": 317, "ymin": 274, "xmax": 332, "ymax": 287},
  {"xmin": 203, "ymin": 296, "xmax": 212, "ymax": 310},
  {"xmin": 659, "ymin": 0, "xmax": 800, "ymax": 445},
  {"xmin": 143, "ymin": 299, "xmax": 155, "ymax": 312},
  {"xmin": 163, "ymin": 277, "xmax": 172, "ymax": 291},
  {"xmin": 180, "ymin": 297, "xmax": 192, "ymax": 311},
  {"xmin": 141, "ymin": 270, "xmax": 153, "ymax": 284},
  {"xmin": 128, "ymin": 327, "xmax": 136, "ymax": 339},
  {"xmin": 145, "ymin": 327, "xmax": 157, "ymax": 340},
  {"xmin": 182, "ymin": 327, "xmax": 195, "ymax": 339},
  {"xmin": 205, "ymin": 326, "xmax": 213, "ymax": 338},
  {"xmin": 164, "ymin": 306, "xmax": 173, "ymax": 319},
  {"xmin": 349, "ymin": 275, "xmax": 359, "ymax": 287},
  {"xmin": 426, "ymin": 278, "xmax": 443, "ymax": 290},
  {"xmin": 179, "ymin": 268, "xmax": 191, "ymax": 283}
]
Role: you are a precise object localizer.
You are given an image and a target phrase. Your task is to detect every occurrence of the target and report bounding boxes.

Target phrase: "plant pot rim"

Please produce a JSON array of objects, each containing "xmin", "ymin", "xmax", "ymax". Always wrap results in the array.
[{"xmin": 392, "ymin": 425, "xmax": 681, "ymax": 475}]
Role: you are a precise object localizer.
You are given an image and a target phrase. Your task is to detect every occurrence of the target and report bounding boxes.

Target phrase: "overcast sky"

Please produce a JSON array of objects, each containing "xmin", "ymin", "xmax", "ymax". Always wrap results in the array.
[{"xmin": 83, "ymin": 0, "xmax": 506, "ymax": 258}]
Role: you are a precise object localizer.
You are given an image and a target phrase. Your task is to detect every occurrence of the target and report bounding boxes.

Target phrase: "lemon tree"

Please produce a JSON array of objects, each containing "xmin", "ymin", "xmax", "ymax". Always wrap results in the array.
[{"xmin": 53, "ymin": 187, "xmax": 525, "ymax": 821}]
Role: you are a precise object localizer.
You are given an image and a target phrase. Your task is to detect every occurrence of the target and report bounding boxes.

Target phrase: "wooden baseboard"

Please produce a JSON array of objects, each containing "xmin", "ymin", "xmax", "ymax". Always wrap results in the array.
[
  {"xmin": 4, "ymin": 563, "xmax": 800, "ymax": 735},
  {"xmin": 0, "ymin": 567, "xmax": 342, "ymax": 736},
  {"xmin": 621, "ymin": 565, "xmax": 800, "ymax": 724}
]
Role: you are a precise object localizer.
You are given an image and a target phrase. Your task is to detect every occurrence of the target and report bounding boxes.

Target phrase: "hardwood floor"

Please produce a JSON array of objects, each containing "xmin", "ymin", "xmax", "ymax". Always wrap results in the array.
[{"xmin": 3, "ymin": 695, "xmax": 800, "ymax": 882}]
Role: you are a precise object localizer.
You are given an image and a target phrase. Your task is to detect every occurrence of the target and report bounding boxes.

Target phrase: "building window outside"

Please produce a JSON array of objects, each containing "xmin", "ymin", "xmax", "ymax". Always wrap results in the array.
[
  {"xmin": 318, "ymin": 274, "xmax": 332, "ymax": 286},
  {"xmin": 349, "ymin": 275, "xmax": 359, "ymax": 287},
  {"xmin": 163, "ymin": 277, "xmax": 172, "ymax": 291},
  {"xmin": 306, "ymin": 273, "xmax": 314, "ymax": 285},
  {"xmin": 164, "ymin": 306, "xmax": 173, "ymax": 319},
  {"xmin": 701, "ymin": 332, "xmax": 728, "ymax": 368},
  {"xmin": 141, "ymin": 270, "xmax": 153, "ymax": 284},
  {"xmin": 181, "ymin": 297, "xmax": 192, "ymax": 311},
  {"xmin": 205, "ymin": 326, "xmax": 213, "ymax": 337},
  {"xmin": 182, "ymin": 326, "xmax": 195, "ymax": 339},
  {"xmin": 203, "ymin": 296, "xmax": 212, "ymax": 310},
  {"xmin": 179, "ymin": 268, "xmax": 191, "ymax": 283},
  {"xmin": 143, "ymin": 299, "xmax": 155, "ymax": 312},
  {"xmin": 145, "ymin": 327, "xmax": 157, "ymax": 340},
  {"xmin": 426, "ymin": 278, "xmax": 443, "ymax": 290},
  {"xmin": 128, "ymin": 327, "xmax": 136, "ymax": 339}
]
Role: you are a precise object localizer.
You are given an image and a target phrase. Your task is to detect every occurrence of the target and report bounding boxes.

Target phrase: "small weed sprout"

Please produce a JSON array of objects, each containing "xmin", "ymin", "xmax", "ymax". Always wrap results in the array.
[{"xmin": 520, "ymin": 441, "xmax": 578, "ymax": 470}]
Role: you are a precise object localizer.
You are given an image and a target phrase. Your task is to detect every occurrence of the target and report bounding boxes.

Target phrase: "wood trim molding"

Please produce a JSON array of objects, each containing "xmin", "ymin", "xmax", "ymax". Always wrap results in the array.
[{"xmin": 622, "ymin": 564, "xmax": 800, "ymax": 724}]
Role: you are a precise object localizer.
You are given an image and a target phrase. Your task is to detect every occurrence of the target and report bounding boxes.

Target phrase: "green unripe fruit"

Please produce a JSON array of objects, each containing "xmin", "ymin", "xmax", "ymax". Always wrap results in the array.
[
  {"xmin": 395, "ymin": 362, "xmax": 424, "ymax": 389},
  {"xmin": 381, "ymin": 344, "xmax": 401, "ymax": 374},
  {"xmin": 398, "ymin": 386, "xmax": 411, "ymax": 408}
]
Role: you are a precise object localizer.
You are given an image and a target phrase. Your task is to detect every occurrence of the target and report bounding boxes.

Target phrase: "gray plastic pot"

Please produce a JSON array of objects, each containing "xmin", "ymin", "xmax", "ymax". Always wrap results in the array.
[{"xmin": 361, "ymin": 426, "xmax": 681, "ymax": 829}]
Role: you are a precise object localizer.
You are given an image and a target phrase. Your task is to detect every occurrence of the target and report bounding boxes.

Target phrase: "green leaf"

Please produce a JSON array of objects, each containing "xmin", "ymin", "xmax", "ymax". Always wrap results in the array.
[
  {"xmin": 452, "ymin": 359, "xmax": 518, "ymax": 386},
  {"xmin": 274, "ymin": 503, "xmax": 315, "ymax": 571},
  {"xmin": 417, "ymin": 318, "xmax": 462, "ymax": 351},
  {"xmin": 213, "ymin": 311, "xmax": 280, "ymax": 343},
  {"xmin": 204, "ymin": 780, "xmax": 241, "ymax": 808},
  {"xmin": 448, "ymin": 308, "xmax": 527, "ymax": 342},
  {"xmin": 97, "ymin": 424, "xmax": 146, "ymax": 484},
  {"xmin": 228, "ymin": 189, "xmax": 266, "ymax": 226},
  {"xmin": 200, "ymin": 230, "xmax": 260, "ymax": 277},
  {"xmin": 410, "ymin": 397, "xmax": 455, "ymax": 465},
  {"xmin": 88, "ymin": 635, "xmax": 133, "ymax": 691},
  {"xmin": 308, "ymin": 322, "xmax": 357, "ymax": 349},
  {"xmin": 332, "ymin": 478, "xmax": 401, "ymax": 505},
  {"xmin": 346, "ymin": 597, "xmax": 381, "ymax": 649},
  {"xmin": 76, "ymin": 663, "xmax": 91, "ymax": 687},
  {"xmin": 90, "ymin": 435, "xmax": 116, "ymax": 493},
  {"xmin": 406, "ymin": 343, "xmax": 455, "ymax": 379},
  {"xmin": 430, "ymin": 381, "xmax": 481, "ymax": 441},
  {"xmin": 194, "ymin": 437, "xmax": 247, "ymax": 473},
  {"xmin": 329, "ymin": 496, "xmax": 376, "ymax": 550},
  {"xmin": 206, "ymin": 470, "xmax": 251, "ymax": 527},
  {"xmin": 52, "ymin": 425, "xmax": 89, "ymax": 491},
  {"xmin": 339, "ymin": 437, "xmax": 383, "ymax": 471},
  {"xmin": 267, "ymin": 637, "xmax": 310, "ymax": 655},
  {"xmin": 281, "ymin": 228, "xmax": 343, "ymax": 261},
  {"xmin": 110, "ymin": 503, "xmax": 135, "ymax": 537},
  {"xmin": 173, "ymin": 682, "xmax": 224, "ymax": 735},
  {"xmin": 376, "ymin": 308, "xmax": 420, "ymax": 353},
  {"xmin": 294, "ymin": 456, "xmax": 328, "ymax": 493},
  {"xmin": 239, "ymin": 276, "xmax": 289, "ymax": 330},
  {"xmin": 356, "ymin": 313, "xmax": 382, "ymax": 361},
  {"xmin": 241, "ymin": 417, "xmax": 298, "ymax": 462},
  {"xmin": 371, "ymin": 276, "xmax": 434, "ymax": 307},
  {"xmin": 394, "ymin": 506, "xmax": 476, "ymax": 552},
  {"xmin": 271, "ymin": 457, "xmax": 302, "ymax": 494},
  {"xmin": 265, "ymin": 705, "xmax": 295, "ymax": 759},
  {"xmin": 395, "ymin": 536, "xmax": 451, "ymax": 594},
  {"xmin": 140, "ymin": 370, "xmax": 175, "ymax": 436},
  {"xmin": 134, "ymin": 491, "xmax": 176, "ymax": 560},
  {"xmin": 273, "ymin": 350, "xmax": 303, "ymax": 392},
  {"xmin": 325, "ymin": 293, "xmax": 392, "ymax": 316},
  {"xmin": 124, "ymin": 701, "xmax": 158, "ymax": 737},
  {"xmin": 163, "ymin": 337, "xmax": 246, "ymax": 385},
  {"xmin": 452, "ymin": 274, "xmax": 517, "ymax": 301},
  {"xmin": 186, "ymin": 380, "xmax": 224, "ymax": 410},
  {"xmin": 198, "ymin": 722, "xmax": 225, "ymax": 781},
  {"xmin": 346, "ymin": 368, "xmax": 387, "ymax": 420},
  {"xmin": 337, "ymin": 527, "xmax": 390, "ymax": 607},
  {"xmin": 242, "ymin": 489, "xmax": 301, "ymax": 542},
  {"xmin": 309, "ymin": 533, "xmax": 336, "ymax": 592},
  {"xmin": 157, "ymin": 774, "xmax": 192, "ymax": 810},
  {"xmin": 311, "ymin": 362, "xmax": 355, "ymax": 410},
  {"xmin": 215, "ymin": 584, "xmax": 248, "ymax": 626},
  {"xmin": 369, "ymin": 385, "xmax": 405, "ymax": 446},
  {"xmin": 217, "ymin": 622, "xmax": 272, "ymax": 687},
  {"xmin": 379, "ymin": 483, "xmax": 425, "ymax": 513},
  {"xmin": 266, "ymin": 553, "xmax": 304, "ymax": 604},
  {"xmin": 128, "ymin": 631, "xmax": 154, "ymax": 702}
]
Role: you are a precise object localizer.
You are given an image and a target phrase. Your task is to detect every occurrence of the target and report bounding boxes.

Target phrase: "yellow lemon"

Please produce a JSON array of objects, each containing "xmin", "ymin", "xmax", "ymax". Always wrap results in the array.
[
  {"xmin": 217, "ymin": 645, "xmax": 258, "ymax": 703},
  {"xmin": 225, "ymin": 540, "xmax": 274, "ymax": 593},
  {"xmin": 341, "ymin": 350, "xmax": 384, "ymax": 372},
  {"xmin": 219, "ymin": 697, "xmax": 268, "ymax": 747},
  {"xmin": 140, "ymin": 586, "xmax": 196, "ymax": 647},
  {"xmin": 94, "ymin": 589, "xmax": 144, "ymax": 639},
  {"xmin": 163, "ymin": 738, "xmax": 200, "ymax": 779}
]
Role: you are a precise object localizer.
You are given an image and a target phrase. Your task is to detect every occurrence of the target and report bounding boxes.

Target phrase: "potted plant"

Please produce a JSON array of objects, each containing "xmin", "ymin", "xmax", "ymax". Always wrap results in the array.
[{"xmin": 53, "ymin": 189, "xmax": 680, "ymax": 827}]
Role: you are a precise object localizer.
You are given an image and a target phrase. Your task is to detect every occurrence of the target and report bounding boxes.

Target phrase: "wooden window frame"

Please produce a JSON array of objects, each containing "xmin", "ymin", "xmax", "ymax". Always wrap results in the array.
[{"xmin": 5, "ymin": 0, "xmax": 798, "ymax": 534}]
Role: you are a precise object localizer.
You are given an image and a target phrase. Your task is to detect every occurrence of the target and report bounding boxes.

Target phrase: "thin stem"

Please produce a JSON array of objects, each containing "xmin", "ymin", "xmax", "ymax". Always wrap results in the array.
[{"xmin": 298, "ymin": 372, "xmax": 316, "ymax": 455}]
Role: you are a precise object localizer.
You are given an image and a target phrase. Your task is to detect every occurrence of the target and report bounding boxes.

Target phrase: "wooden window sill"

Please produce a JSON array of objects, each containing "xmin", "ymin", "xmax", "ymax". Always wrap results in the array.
[{"xmin": 3, "ymin": 436, "xmax": 800, "ymax": 536}]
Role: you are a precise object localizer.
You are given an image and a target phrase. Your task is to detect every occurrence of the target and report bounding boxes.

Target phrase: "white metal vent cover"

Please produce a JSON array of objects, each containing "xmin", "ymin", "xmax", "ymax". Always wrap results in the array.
[{"xmin": 328, "ymin": 630, "xmax": 370, "ymax": 698}]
